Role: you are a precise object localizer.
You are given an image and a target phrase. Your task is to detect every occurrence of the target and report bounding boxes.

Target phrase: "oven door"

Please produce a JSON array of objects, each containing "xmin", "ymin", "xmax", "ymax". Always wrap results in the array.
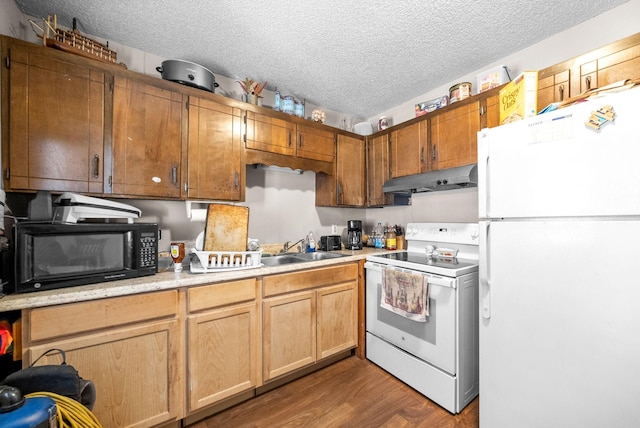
[{"xmin": 365, "ymin": 261, "xmax": 457, "ymax": 375}]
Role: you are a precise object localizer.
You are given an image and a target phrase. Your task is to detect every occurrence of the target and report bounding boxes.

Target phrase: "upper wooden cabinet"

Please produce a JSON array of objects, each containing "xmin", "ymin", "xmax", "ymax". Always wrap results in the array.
[
  {"xmin": 390, "ymin": 121, "xmax": 427, "ymax": 178},
  {"xmin": 538, "ymin": 32, "xmax": 640, "ymax": 111},
  {"xmin": 3, "ymin": 38, "xmax": 106, "ymax": 193},
  {"xmin": 244, "ymin": 110, "xmax": 295, "ymax": 156},
  {"xmin": 244, "ymin": 110, "xmax": 335, "ymax": 175},
  {"xmin": 366, "ymin": 134, "xmax": 392, "ymax": 207},
  {"xmin": 429, "ymin": 101, "xmax": 479, "ymax": 171},
  {"xmin": 295, "ymin": 124, "xmax": 335, "ymax": 163},
  {"xmin": 316, "ymin": 133, "xmax": 365, "ymax": 207},
  {"xmin": 111, "ymin": 75, "xmax": 184, "ymax": 198},
  {"xmin": 186, "ymin": 96, "xmax": 243, "ymax": 201},
  {"xmin": 336, "ymin": 134, "xmax": 365, "ymax": 206}
]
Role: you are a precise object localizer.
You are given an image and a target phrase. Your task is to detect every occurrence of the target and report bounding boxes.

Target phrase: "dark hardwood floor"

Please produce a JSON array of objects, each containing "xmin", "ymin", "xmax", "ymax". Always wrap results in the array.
[{"xmin": 190, "ymin": 356, "xmax": 479, "ymax": 428}]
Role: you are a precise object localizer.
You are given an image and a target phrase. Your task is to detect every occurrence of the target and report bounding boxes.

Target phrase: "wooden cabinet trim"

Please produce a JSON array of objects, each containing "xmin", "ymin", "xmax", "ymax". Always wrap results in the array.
[
  {"xmin": 263, "ymin": 263, "xmax": 359, "ymax": 297},
  {"xmin": 187, "ymin": 278, "xmax": 257, "ymax": 312},
  {"xmin": 27, "ymin": 290, "xmax": 178, "ymax": 342}
]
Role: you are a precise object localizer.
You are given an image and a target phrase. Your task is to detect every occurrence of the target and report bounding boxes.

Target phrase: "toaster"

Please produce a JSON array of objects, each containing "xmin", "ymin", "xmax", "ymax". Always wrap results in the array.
[{"xmin": 319, "ymin": 235, "xmax": 342, "ymax": 251}]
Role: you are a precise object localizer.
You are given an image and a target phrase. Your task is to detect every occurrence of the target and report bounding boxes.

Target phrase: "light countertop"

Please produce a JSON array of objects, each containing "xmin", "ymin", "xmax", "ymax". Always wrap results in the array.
[{"xmin": 1, "ymin": 247, "xmax": 394, "ymax": 311}]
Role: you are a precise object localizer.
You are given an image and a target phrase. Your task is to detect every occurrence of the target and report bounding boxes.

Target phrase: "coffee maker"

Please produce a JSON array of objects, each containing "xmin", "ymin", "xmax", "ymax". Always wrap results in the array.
[{"xmin": 347, "ymin": 220, "xmax": 363, "ymax": 250}]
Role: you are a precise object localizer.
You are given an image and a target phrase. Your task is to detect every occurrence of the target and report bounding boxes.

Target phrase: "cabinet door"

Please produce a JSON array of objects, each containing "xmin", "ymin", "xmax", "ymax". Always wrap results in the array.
[
  {"xmin": 263, "ymin": 291, "xmax": 316, "ymax": 381},
  {"xmin": 244, "ymin": 111, "xmax": 295, "ymax": 156},
  {"xmin": 481, "ymin": 93, "xmax": 501, "ymax": 130},
  {"xmin": 112, "ymin": 76, "xmax": 183, "ymax": 198},
  {"xmin": 390, "ymin": 121, "xmax": 427, "ymax": 178},
  {"xmin": 537, "ymin": 69, "xmax": 570, "ymax": 109},
  {"xmin": 594, "ymin": 43, "xmax": 640, "ymax": 87},
  {"xmin": 7, "ymin": 45, "xmax": 105, "ymax": 193},
  {"xmin": 187, "ymin": 302, "xmax": 258, "ymax": 411},
  {"xmin": 28, "ymin": 319, "xmax": 183, "ymax": 428},
  {"xmin": 317, "ymin": 282, "xmax": 358, "ymax": 360},
  {"xmin": 296, "ymin": 124, "xmax": 335, "ymax": 163},
  {"xmin": 367, "ymin": 134, "xmax": 391, "ymax": 207},
  {"xmin": 430, "ymin": 101, "xmax": 480, "ymax": 170},
  {"xmin": 187, "ymin": 97, "xmax": 242, "ymax": 200},
  {"xmin": 336, "ymin": 134, "xmax": 365, "ymax": 206}
]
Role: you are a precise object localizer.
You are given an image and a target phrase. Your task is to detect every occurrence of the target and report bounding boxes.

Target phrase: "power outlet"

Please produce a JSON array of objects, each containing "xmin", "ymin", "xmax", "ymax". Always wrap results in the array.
[{"xmin": 331, "ymin": 224, "xmax": 338, "ymax": 234}]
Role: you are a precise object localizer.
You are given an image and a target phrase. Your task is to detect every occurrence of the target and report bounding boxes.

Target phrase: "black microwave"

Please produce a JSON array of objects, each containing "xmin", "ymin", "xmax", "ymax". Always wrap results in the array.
[{"xmin": 8, "ymin": 222, "xmax": 158, "ymax": 294}]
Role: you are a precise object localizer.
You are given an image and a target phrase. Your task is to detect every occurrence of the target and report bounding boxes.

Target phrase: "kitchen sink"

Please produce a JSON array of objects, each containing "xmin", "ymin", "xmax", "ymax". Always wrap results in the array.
[
  {"xmin": 295, "ymin": 252, "xmax": 347, "ymax": 261},
  {"xmin": 261, "ymin": 252, "xmax": 347, "ymax": 266}
]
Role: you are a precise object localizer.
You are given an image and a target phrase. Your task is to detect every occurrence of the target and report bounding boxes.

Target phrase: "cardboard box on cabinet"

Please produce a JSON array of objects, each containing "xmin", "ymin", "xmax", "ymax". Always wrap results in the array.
[{"xmin": 499, "ymin": 71, "xmax": 538, "ymax": 125}]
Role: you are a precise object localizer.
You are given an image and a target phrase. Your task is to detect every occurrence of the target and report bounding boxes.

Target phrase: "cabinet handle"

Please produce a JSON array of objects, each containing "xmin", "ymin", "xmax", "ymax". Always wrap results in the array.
[
  {"xmin": 299, "ymin": 134, "xmax": 303, "ymax": 149},
  {"xmin": 171, "ymin": 166, "xmax": 177, "ymax": 185},
  {"xmin": 234, "ymin": 171, "xmax": 239, "ymax": 189},
  {"xmin": 585, "ymin": 75, "xmax": 592, "ymax": 90},
  {"xmin": 243, "ymin": 114, "xmax": 248, "ymax": 143},
  {"xmin": 288, "ymin": 131, "xmax": 292, "ymax": 147},
  {"xmin": 420, "ymin": 147, "xmax": 424, "ymax": 163},
  {"xmin": 184, "ymin": 182, "xmax": 189, "ymax": 192},
  {"xmin": 432, "ymin": 145, "xmax": 437, "ymax": 162},
  {"xmin": 558, "ymin": 84, "xmax": 565, "ymax": 101},
  {"xmin": 92, "ymin": 154, "xmax": 100, "ymax": 179}
]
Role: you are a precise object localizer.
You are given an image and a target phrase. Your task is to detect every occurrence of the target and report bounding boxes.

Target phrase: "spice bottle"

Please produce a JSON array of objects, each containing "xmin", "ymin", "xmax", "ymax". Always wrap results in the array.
[{"xmin": 385, "ymin": 226, "xmax": 397, "ymax": 250}]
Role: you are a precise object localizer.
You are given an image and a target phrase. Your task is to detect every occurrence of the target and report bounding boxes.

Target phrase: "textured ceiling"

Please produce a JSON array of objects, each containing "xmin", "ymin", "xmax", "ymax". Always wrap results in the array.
[{"xmin": 13, "ymin": 0, "xmax": 628, "ymax": 118}]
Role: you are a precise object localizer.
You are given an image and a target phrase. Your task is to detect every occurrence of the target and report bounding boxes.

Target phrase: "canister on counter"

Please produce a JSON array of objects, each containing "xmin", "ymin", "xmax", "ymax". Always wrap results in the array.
[
  {"xmin": 378, "ymin": 116, "xmax": 389, "ymax": 131},
  {"xmin": 449, "ymin": 82, "xmax": 472, "ymax": 103}
]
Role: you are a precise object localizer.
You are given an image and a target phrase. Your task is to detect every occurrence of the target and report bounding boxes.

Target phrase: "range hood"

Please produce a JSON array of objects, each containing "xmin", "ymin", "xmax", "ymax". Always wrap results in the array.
[{"xmin": 383, "ymin": 164, "xmax": 478, "ymax": 194}]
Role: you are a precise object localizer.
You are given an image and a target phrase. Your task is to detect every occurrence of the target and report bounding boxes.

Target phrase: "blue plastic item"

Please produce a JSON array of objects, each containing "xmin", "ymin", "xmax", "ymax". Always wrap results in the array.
[{"xmin": 0, "ymin": 396, "xmax": 57, "ymax": 428}]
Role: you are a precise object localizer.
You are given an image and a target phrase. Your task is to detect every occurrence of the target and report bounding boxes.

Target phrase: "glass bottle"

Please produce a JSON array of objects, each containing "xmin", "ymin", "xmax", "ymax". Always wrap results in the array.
[
  {"xmin": 385, "ymin": 226, "xmax": 397, "ymax": 250},
  {"xmin": 274, "ymin": 88, "xmax": 281, "ymax": 111}
]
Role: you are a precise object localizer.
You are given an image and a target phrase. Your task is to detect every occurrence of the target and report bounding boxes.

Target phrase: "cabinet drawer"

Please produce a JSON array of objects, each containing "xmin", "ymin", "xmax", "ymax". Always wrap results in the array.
[
  {"xmin": 187, "ymin": 278, "xmax": 257, "ymax": 312},
  {"xmin": 263, "ymin": 263, "xmax": 358, "ymax": 297},
  {"xmin": 27, "ymin": 290, "xmax": 178, "ymax": 342}
]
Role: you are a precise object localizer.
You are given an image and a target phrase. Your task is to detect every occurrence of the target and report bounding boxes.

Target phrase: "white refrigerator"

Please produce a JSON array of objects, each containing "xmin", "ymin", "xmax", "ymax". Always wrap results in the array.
[{"xmin": 478, "ymin": 86, "xmax": 640, "ymax": 428}]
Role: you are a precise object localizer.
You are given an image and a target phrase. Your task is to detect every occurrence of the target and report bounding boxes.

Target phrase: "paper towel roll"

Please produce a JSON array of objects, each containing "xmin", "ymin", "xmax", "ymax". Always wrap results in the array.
[{"xmin": 190, "ymin": 208, "xmax": 207, "ymax": 222}]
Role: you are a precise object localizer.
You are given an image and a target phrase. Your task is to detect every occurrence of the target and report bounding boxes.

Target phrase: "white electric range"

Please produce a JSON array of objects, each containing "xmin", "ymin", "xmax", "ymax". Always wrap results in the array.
[{"xmin": 364, "ymin": 222, "xmax": 479, "ymax": 414}]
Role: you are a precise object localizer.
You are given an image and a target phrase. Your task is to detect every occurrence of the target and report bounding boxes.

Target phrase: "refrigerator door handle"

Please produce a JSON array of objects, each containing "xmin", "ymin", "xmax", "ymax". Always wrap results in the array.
[
  {"xmin": 480, "ymin": 221, "xmax": 491, "ymax": 319},
  {"xmin": 477, "ymin": 131, "xmax": 490, "ymax": 218}
]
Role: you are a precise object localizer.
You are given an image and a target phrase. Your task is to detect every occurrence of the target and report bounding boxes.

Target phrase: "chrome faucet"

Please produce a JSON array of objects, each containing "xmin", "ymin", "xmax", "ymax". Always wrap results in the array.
[{"xmin": 283, "ymin": 238, "xmax": 305, "ymax": 254}]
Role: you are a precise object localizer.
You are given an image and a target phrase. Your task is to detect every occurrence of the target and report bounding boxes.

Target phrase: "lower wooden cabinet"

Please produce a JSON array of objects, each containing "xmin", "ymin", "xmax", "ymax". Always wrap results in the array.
[
  {"xmin": 263, "ymin": 290, "xmax": 317, "ymax": 380},
  {"xmin": 317, "ymin": 282, "xmax": 358, "ymax": 360},
  {"xmin": 262, "ymin": 263, "xmax": 358, "ymax": 382},
  {"xmin": 18, "ymin": 264, "xmax": 359, "ymax": 425},
  {"xmin": 186, "ymin": 279, "xmax": 260, "ymax": 412},
  {"xmin": 23, "ymin": 291, "xmax": 183, "ymax": 428}
]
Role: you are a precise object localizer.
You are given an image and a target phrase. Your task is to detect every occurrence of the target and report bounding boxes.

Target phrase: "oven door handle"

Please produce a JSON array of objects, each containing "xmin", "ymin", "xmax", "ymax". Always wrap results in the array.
[
  {"xmin": 364, "ymin": 261, "xmax": 384, "ymax": 271},
  {"xmin": 365, "ymin": 262, "xmax": 456, "ymax": 288}
]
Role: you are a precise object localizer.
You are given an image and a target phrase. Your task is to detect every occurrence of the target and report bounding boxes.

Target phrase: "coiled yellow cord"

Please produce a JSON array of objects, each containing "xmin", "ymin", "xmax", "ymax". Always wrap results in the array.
[{"xmin": 25, "ymin": 392, "xmax": 102, "ymax": 428}]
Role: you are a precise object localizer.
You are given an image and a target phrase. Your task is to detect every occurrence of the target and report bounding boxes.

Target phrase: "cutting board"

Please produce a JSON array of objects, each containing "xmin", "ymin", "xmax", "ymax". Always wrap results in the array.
[{"xmin": 203, "ymin": 204, "xmax": 249, "ymax": 252}]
